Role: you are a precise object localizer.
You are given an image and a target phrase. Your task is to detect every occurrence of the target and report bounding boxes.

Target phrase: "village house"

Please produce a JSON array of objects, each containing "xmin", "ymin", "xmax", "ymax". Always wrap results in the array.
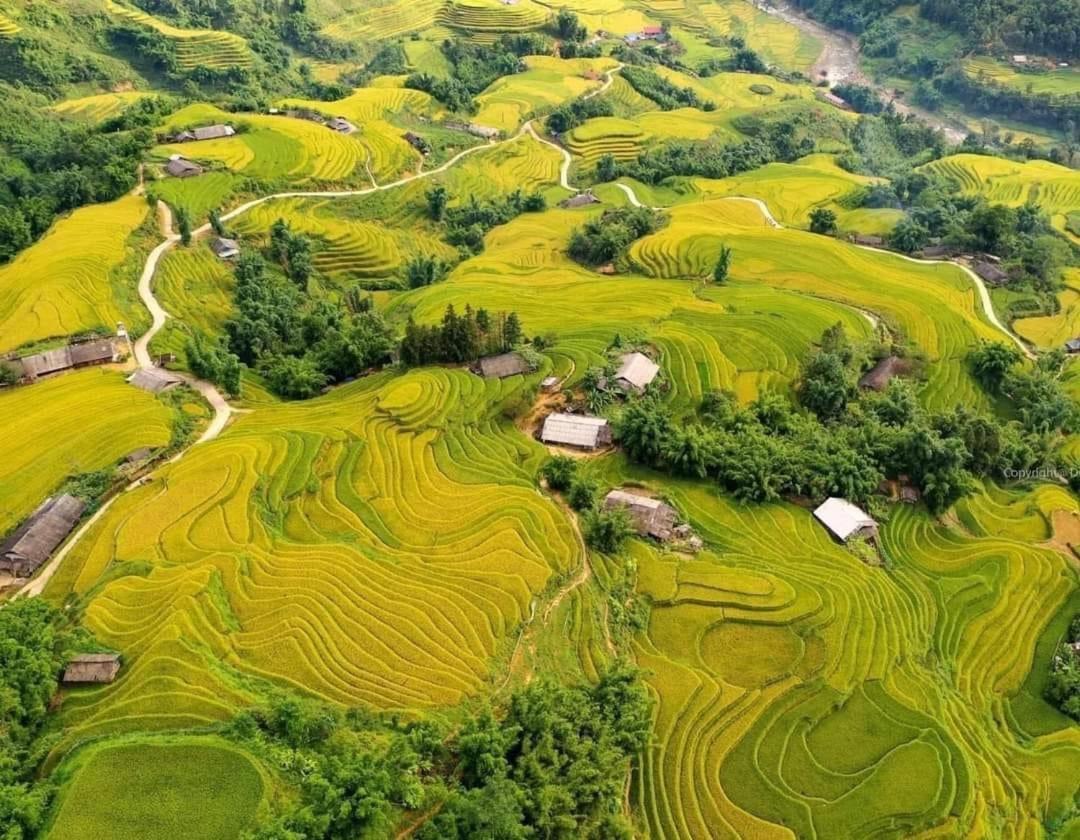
[
  {"xmin": 466, "ymin": 123, "xmax": 500, "ymax": 139},
  {"xmin": 63, "ymin": 653, "xmax": 121, "ymax": 685},
  {"xmin": 541, "ymin": 375, "xmax": 561, "ymax": 393},
  {"xmin": 475, "ymin": 351, "xmax": 531, "ymax": 379},
  {"xmin": 813, "ymin": 497, "xmax": 878, "ymax": 543},
  {"xmin": 1065, "ymin": 338, "xmax": 1080, "ymax": 354},
  {"xmin": 19, "ymin": 346, "xmax": 73, "ymax": 380},
  {"xmin": 858, "ymin": 355, "xmax": 906, "ymax": 392},
  {"xmin": 972, "ymin": 259, "xmax": 1009, "ymax": 286},
  {"xmin": 128, "ymin": 367, "xmax": 184, "ymax": 394},
  {"xmin": 211, "ymin": 237, "xmax": 241, "ymax": 260},
  {"xmin": 187, "ymin": 124, "xmax": 235, "ymax": 142},
  {"xmin": 850, "ymin": 233, "xmax": 884, "ymax": 248},
  {"xmin": 604, "ymin": 489, "xmax": 678, "ymax": 541},
  {"xmin": 919, "ymin": 244, "xmax": 955, "ymax": 259},
  {"xmin": 614, "ymin": 351, "xmax": 660, "ymax": 394},
  {"xmin": 640, "ymin": 24, "xmax": 663, "ymax": 39},
  {"xmin": 559, "ymin": 190, "xmax": 600, "ymax": 209},
  {"xmin": 541, "ymin": 413, "xmax": 611, "ymax": 450},
  {"xmin": 0, "ymin": 494, "xmax": 86, "ymax": 578},
  {"xmin": 69, "ymin": 337, "xmax": 118, "ymax": 368},
  {"xmin": 403, "ymin": 132, "xmax": 430, "ymax": 154},
  {"xmin": 328, "ymin": 116, "xmax": 356, "ymax": 134},
  {"xmin": 165, "ymin": 156, "xmax": 203, "ymax": 178}
]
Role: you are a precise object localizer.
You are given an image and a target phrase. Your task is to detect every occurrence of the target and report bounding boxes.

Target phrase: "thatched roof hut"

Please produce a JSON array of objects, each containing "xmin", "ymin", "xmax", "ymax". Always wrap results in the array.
[
  {"xmin": 63, "ymin": 653, "xmax": 121, "ymax": 684},
  {"xmin": 603, "ymin": 490, "xmax": 678, "ymax": 541}
]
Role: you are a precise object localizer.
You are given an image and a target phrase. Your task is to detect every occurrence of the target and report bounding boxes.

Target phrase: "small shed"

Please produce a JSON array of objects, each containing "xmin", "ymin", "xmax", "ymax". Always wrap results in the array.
[
  {"xmin": 328, "ymin": 116, "xmax": 356, "ymax": 133},
  {"xmin": 604, "ymin": 490, "xmax": 678, "ymax": 541},
  {"xmin": 128, "ymin": 367, "xmax": 183, "ymax": 394},
  {"xmin": 858, "ymin": 355, "xmax": 906, "ymax": 392},
  {"xmin": 972, "ymin": 260, "xmax": 1009, "ymax": 286},
  {"xmin": 476, "ymin": 351, "xmax": 531, "ymax": 379},
  {"xmin": 813, "ymin": 497, "xmax": 877, "ymax": 543},
  {"xmin": 466, "ymin": 123, "xmax": 500, "ymax": 139},
  {"xmin": 69, "ymin": 338, "xmax": 117, "ymax": 368},
  {"xmin": 0, "ymin": 494, "xmax": 86, "ymax": 578},
  {"xmin": 211, "ymin": 237, "xmax": 240, "ymax": 260},
  {"xmin": 541, "ymin": 375, "xmax": 560, "ymax": 392},
  {"xmin": 191, "ymin": 124, "xmax": 235, "ymax": 141},
  {"xmin": 165, "ymin": 156, "xmax": 203, "ymax": 178},
  {"xmin": 614, "ymin": 352, "xmax": 659, "ymax": 393},
  {"xmin": 541, "ymin": 413, "xmax": 611, "ymax": 449},
  {"xmin": 63, "ymin": 653, "xmax": 121, "ymax": 684},
  {"xmin": 559, "ymin": 190, "xmax": 600, "ymax": 209},
  {"xmin": 1065, "ymin": 338, "xmax": 1080, "ymax": 354}
]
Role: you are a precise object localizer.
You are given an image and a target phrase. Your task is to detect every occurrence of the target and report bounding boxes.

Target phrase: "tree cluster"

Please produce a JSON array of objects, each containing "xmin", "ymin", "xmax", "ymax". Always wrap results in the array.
[
  {"xmin": 1046, "ymin": 614, "xmax": 1080, "ymax": 720},
  {"xmin": 546, "ymin": 95, "xmax": 615, "ymax": 135},
  {"xmin": 567, "ymin": 206, "xmax": 667, "ymax": 267},
  {"xmin": 223, "ymin": 250, "xmax": 394, "ymax": 398},
  {"xmin": 614, "ymin": 326, "xmax": 1056, "ymax": 511},
  {"xmin": 553, "ymin": 9, "xmax": 600, "ymax": 58},
  {"xmin": 620, "ymin": 65, "xmax": 715, "ymax": 111},
  {"xmin": 400, "ymin": 304, "xmax": 524, "ymax": 366},
  {"xmin": 442, "ymin": 189, "xmax": 547, "ymax": 253},
  {"xmin": 832, "ymin": 83, "xmax": 885, "ymax": 114}
]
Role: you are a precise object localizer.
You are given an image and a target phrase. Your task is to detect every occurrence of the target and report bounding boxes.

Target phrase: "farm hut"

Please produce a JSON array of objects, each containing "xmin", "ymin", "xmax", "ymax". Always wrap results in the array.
[
  {"xmin": 858, "ymin": 356, "xmax": 905, "ymax": 391},
  {"xmin": 69, "ymin": 338, "xmax": 117, "ymax": 368},
  {"xmin": 0, "ymin": 494, "xmax": 85, "ymax": 578},
  {"xmin": 852, "ymin": 234, "xmax": 884, "ymax": 247},
  {"xmin": 123, "ymin": 447, "xmax": 155, "ymax": 466},
  {"xmin": 541, "ymin": 413, "xmax": 611, "ymax": 450},
  {"xmin": 813, "ymin": 497, "xmax": 878, "ymax": 543},
  {"xmin": 900, "ymin": 485, "xmax": 920, "ymax": 504},
  {"xmin": 614, "ymin": 352, "xmax": 659, "ymax": 393},
  {"xmin": 1012, "ymin": 54, "xmax": 1028, "ymax": 65},
  {"xmin": 165, "ymin": 156, "xmax": 203, "ymax": 178},
  {"xmin": 211, "ymin": 237, "xmax": 241, "ymax": 260},
  {"xmin": 973, "ymin": 260, "xmax": 1009, "ymax": 286},
  {"xmin": 328, "ymin": 116, "xmax": 356, "ymax": 134},
  {"xmin": 559, "ymin": 191, "xmax": 600, "ymax": 209},
  {"xmin": 604, "ymin": 490, "xmax": 678, "ymax": 541},
  {"xmin": 1065, "ymin": 338, "xmax": 1080, "ymax": 354},
  {"xmin": 62, "ymin": 653, "xmax": 121, "ymax": 684},
  {"xmin": 466, "ymin": 123, "xmax": 500, "ymax": 139},
  {"xmin": 403, "ymin": 132, "xmax": 430, "ymax": 154},
  {"xmin": 191, "ymin": 124, "xmax": 235, "ymax": 141},
  {"xmin": 541, "ymin": 375, "xmax": 560, "ymax": 392},
  {"xmin": 920, "ymin": 244, "xmax": 955, "ymax": 259},
  {"xmin": 818, "ymin": 91, "xmax": 849, "ymax": 110},
  {"xmin": 476, "ymin": 351, "xmax": 531, "ymax": 379},
  {"xmin": 128, "ymin": 367, "xmax": 183, "ymax": 394},
  {"xmin": 19, "ymin": 346, "xmax": 73, "ymax": 379},
  {"xmin": 640, "ymin": 24, "xmax": 663, "ymax": 38}
]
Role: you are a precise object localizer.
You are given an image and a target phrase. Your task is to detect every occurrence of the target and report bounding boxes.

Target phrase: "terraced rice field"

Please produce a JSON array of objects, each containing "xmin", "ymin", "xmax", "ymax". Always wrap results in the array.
[
  {"xmin": 47, "ymin": 737, "xmax": 265, "ymax": 840},
  {"xmin": 921, "ymin": 153, "xmax": 1080, "ymax": 242},
  {"xmin": 52, "ymin": 91, "xmax": 156, "ymax": 123},
  {"xmin": 0, "ymin": 370, "xmax": 172, "ymax": 535},
  {"xmin": 148, "ymin": 244, "xmax": 236, "ymax": 364},
  {"xmin": 0, "ymin": 193, "xmax": 150, "ymax": 353},
  {"xmin": 319, "ymin": 0, "xmax": 444, "ymax": 42},
  {"xmin": 573, "ymin": 466, "xmax": 1080, "ymax": 839},
  {"xmin": 437, "ymin": 0, "xmax": 551, "ymax": 39},
  {"xmin": 103, "ymin": 0, "xmax": 252, "ymax": 70},
  {"xmin": 473, "ymin": 56, "xmax": 617, "ymax": 132},
  {"xmin": 1015, "ymin": 269, "xmax": 1080, "ymax": 349},
  {"xmin": 627, "ymin": 196, "xmax": 1005, "ymax": 407},
  {"xmin": 393, "ymin": 201, "xmax": 871, "ymax": 406},
  {"xmin": 696, "ymin": 0, "xmax": 822, "ymax": 72},
  {"xmin": 964, "ymin": 56, "xmax": 1080, "ymax": 96},
  {"xmin": 690, "ymin": 153, "xmax": 881, "ymax": 227},
  {"xmin": 43, "ymin": 370, "xmax": 580, "ymax": 737},
  {"xmin": 0, "ymin": 12, "xmax": 20, "ymax": 35},
  {"xmin": 565, "ymin": 116, "xmax": 648, "ymax": 164}
]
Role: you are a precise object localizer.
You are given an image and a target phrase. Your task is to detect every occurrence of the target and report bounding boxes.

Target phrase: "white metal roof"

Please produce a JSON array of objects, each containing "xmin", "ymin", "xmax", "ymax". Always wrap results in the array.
[
  {"xmin": 541, "ymin": 413, "xmax": 608, "ymax": 448},
  {"xmin": 813, "ymin": 497, "xmax": 876, "ymax": 541},
  {"xmin": 616, "ymin": 352, "xmax": 659, "ymax": 390},
  {"xmin": 605, "ymin": 490, "xmax": 663, "ymax": 510}
]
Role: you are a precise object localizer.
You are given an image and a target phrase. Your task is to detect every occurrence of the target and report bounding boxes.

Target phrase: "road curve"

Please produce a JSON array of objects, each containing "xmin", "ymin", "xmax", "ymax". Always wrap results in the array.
[{"xmin": 614, "ymin": 179, "xmax": 1029, "ymax": 354}]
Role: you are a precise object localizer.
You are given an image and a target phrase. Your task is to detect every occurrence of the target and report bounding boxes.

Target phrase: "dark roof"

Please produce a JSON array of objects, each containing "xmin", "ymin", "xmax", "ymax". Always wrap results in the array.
[
  {"xmin": 123, "ymin": 447, "xmax": 154, "ymax": 465},
  {"xmin": 128, "ymin": 367, "xmax": 184, "ymax": 394},
  {"xmin": 477, "ymin": 352, "xmax": 530, "ymax": 379},
  {"xmin": 191, "ymin": 124, "xmax": 235, "ymax": 141},
  {"xmin": 604, "ymin": 490, "xmax": 678, "ymax": 540},
  {"xmin": 165, "ymin": 157, "xmax": 202, "ymax": 177},
  {"xmin": 69, "ymin": 338, "xmax": 115, "ymax": 366},
  {"xmin": 20, "ymin": 346, "xmax": 73, "ymax": 378},
  {"xmin": 559, "ymin": 191, "xmax": 600, "ymax": 209},
  {"xmin": 210, "ymin": 237, "xmax": 240, "ymax": 258},
  {"xmin": 0, "ymin": 494, "xmax": 85, "ymax": 576},
  {"xmin": 973, "ymin": 260, "xmax": 1008, "ymax": 284},
  {"xmin": 63, "ymin": 653, "xmax": 121, "ymax": 684},
  {"xmin": 920, "ymin": 244, "xmax": 955, "ymax": 258},
  {"xmin": 858, "ymin": 355, "xmax": 906, "ymax": 391},
  {"xmin": 853, "ymin": 234, "xmax": 884, "ymax": 247}
]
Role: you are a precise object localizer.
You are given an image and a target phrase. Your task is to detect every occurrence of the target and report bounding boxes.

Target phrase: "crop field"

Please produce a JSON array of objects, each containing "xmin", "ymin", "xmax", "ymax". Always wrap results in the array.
[
  {"xmin": 472, "ymin": 55, "xmax": 617, "ymax": 131},
  {"xmin": 392, "ymin": 201, "xmax": 871, "ymax": 405},
  {"xmin": 148, "ymin": 244, "xmax": 235, "ymax": 364},
  {"xmin": 696, "ymin": 0, "xmax": 822, "ymax": 72},
  {"xmin": 0, "ymin": 12, "xmax": 19, "ymax": 35},
  {"xmin": 566, "ymin": 463, "xmax": 1080, "ymax": 839},
  {"xmin": 690, "ymin": 153, "xmax": 882, "ymax": 227},
  {"xmin": 47, "ymin": 737, "xmax": 264, "ymax": 840},
  {"xmin": 437, "ymin": 0, "xmax": 551, "ymax": 38},
  {"xmin": 964, "ymin": 56, "xmax": 1080, "ymax": 96},
  {"xmin": 103, "ymin": 0, "xmax": 252, "ymax": 70},
  {"xmin": 0, "ymin": 370, "xmax": 172, "ymax": 535},
  {"xmin": 43, "ymin": 370, "xmax": 580, "ymax": 737},
  {"xmin": 921, "ymin": 153, "xmax": 1080, "ymax": 241},
  {"xmin": 1014, "ymin": 269, "xmax": 1080, "ymax": 348},
  {"xmin": 0, "ymin": 193, "xmax": 149, "ymax": 353},
  {"xmin": 318, "ymin": 0, "xmax": 445, "ymax": 42},
  {"xmin": 627, "ymin": 196, "xmax": 1006, "ymax": 408},
  {"xmin": 565, "ymin": 116, "xmax": 648, "ymax": 164},
  {"xmin": 51, "ymin": 91, "xmax": 156, "ymax": 123}
]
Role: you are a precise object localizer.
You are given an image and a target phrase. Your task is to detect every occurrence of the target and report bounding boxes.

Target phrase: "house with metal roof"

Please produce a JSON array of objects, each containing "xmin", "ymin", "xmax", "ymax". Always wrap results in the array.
[
  {"xmin": 165, "ymin": 156, "xmax": 203, "ymax": 178},
  {"xmin": 63, "ymin": 653, "xmax": 121, "ymax": 684},
  {"xmin": 540, "ymin": 413, "xmax": 611, "ymax": 449},
  {"xmin": 559, "ymin": 190, "xmax": 600, "ymax": 209},
  {"xmin": 128, "ymin": 367, "xmax": 184, "ymax": 394},
  {"xmin": 1066, "ymin": 338, "xmax": 1080, "ymax": 354},
  {"xmin": 192, "ymin": 124, "xmax": 236, "ymax": 141},
  {"xmin": 972, "ymin": 260, "xmax": 1009, "ymax": 286},
  {"xmin": 211, "ymin": 237, "xmax": 240, "ymax": 260},
  {"xmin": 813, "ymin": 497, "xmax": 877, "ymax": 543},
  {"xmin": 328, "ymin": 116, "xmax": 356, "ymax": 134},
  {"xmin": 604, "ymin": 490, "xmax": 678, "ymax": 541},
  {"xmin": 69, "ymin": 338, "xmax": 117, "ymax": 368},
  {"xmin": 476, "ymin": 351, "xmax": 531, "ymax": 379},
  {"xmin": 0, "ymin": 494, "xmax": 86, "ymax": 578},
  {"xmin": 614, "ymin": 352, "xmax": 659, "ymax": 393}
]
